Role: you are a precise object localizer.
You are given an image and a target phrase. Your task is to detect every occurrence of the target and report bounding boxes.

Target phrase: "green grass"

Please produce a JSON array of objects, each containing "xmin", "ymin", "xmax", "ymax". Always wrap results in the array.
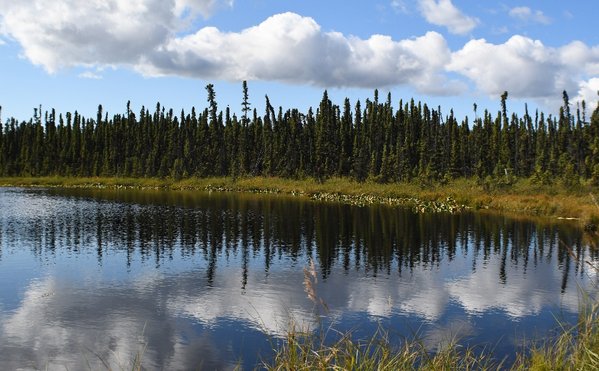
[
  {"xmin": 263, "ymin": 308, "xmax": 599, "ymax": 370},
  {"xmin": 1, "ymin": 175, "xmax": 599, "ymax": 224},
  {"xmin": 264, "ymin": 325, "xmax": 501, "ymax": 370}
]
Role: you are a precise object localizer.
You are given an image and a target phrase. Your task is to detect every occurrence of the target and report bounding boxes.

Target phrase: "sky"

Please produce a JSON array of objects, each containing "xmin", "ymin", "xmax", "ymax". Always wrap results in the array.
[{"xmin": 0, "ymin": 0, "xmax": 597, "ymax": 122}]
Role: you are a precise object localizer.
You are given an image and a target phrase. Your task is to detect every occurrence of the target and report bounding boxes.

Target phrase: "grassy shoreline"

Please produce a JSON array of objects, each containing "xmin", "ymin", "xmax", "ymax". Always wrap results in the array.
[
  {"xmin": 264, "ymin": 261, "xmax": 599, "ymax": 370},
  {"xmin": 264, "ymin": 302, "xmax": 599, "ymax": 370},
  {"xmin": 1, "ymin": 175, "xmax": 599, "ymax": 225}
]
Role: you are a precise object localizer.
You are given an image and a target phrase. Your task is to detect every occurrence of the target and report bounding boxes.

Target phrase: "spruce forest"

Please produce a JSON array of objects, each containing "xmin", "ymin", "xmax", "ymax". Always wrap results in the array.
[{"xmin": 1, "ymin": 82, "xmax": 599, "ymax": 186}]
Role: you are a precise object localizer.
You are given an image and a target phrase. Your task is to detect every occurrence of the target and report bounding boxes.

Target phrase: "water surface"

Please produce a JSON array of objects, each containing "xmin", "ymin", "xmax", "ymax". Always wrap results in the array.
[{"xmin": 0, "ymin": 187, "xmax": 597, "ymax": 370}]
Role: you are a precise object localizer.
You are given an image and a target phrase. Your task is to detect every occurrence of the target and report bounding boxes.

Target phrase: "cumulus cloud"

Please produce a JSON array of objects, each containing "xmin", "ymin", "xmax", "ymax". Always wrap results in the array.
[
  {"xmin": 0, "ymin": 0, "xmax": 233, "ymax": 73},
  {"xmin": 0, "ymin": 1, "xmax": 460, "ymax": 93},
  {"xmin": 138, "ymin": 13, "xmax": 462, "ymax": 93},
  {"xmin": 0, "ymin": 0, "xmax": 596, "ymax": 105},
  {"xmin": 509, "ymin": 6, "xmax": 551, "ymax": 25},
  {"xmin": 417, "ymin": 0, "xmax": 478, "ymax": 35},
  {"xmin": 560, "ymin": 40, "xmax": 599, "ymax": 75},
  {"xmin": 449, "ymin": 35, "xmax": 599, "ymax": 106},
  {"xmin": 0, "ymin": 0, "xmax": 176, "ymax": 72},
  {"xmin": 576, "ymin": 78, "xmax": 599, "ymax": 109}
]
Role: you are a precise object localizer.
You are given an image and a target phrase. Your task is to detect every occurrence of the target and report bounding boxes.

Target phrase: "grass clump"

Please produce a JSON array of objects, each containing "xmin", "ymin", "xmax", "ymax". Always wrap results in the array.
[
  {"xmin": 264, "ymin": 292, "xmax": 599, "ymax": 371},
  {"xmin": 265, "ymin": 326, "xmax": 500, "ymax": 371},
  {"xmin": 511, "ymin": 293, "xmax": 599, "ymax": 371}
]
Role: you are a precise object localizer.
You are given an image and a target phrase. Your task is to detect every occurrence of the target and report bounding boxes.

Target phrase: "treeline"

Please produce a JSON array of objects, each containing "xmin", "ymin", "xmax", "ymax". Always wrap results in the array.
[{"xmin": 1, "ymin": 83, "xmax": 599, "ymax": 185}]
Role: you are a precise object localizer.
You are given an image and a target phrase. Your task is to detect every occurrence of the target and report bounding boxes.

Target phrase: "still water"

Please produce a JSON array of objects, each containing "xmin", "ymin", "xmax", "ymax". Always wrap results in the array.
[{"xmin": 0, "ymin": 187, "xmax": 597, "ymax": 370}]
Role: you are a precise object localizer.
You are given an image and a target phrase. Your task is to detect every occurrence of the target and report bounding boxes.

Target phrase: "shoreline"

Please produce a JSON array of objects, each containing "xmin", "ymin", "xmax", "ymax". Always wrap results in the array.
[{"xmin": 1, "ymin": 175, "xmax": 598, "ymax": 226}]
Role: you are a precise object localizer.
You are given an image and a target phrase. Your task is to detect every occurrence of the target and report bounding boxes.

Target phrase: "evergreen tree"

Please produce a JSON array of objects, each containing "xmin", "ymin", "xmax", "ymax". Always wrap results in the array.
[{"xmin": 1, "ymin": 84, "xmax": 598, "ymax": 190}]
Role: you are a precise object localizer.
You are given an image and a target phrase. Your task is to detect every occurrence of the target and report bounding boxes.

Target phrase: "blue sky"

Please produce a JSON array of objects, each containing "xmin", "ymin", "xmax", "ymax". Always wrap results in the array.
[{"xmin": 0, "ymin": 0, "xmax": 597, "ymax": 122}]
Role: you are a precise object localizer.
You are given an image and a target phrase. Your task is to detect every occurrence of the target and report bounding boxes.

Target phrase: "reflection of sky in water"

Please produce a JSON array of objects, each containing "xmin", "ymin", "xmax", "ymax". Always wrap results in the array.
[{"xmin": 0, "ymin": 187, "xmax": 598, "ymax": 369}]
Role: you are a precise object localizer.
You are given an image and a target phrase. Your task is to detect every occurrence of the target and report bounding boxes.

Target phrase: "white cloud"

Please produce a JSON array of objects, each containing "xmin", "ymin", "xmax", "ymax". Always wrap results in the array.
[
  {"xmin": 559, "ymin": 41, "xmax": 599, "ymax": 75},
  {"xmin": 575, "ymin": 78, "xmax": 599, "ymax": 111},
  {"xmin": 449, "ymin": 36, "xmax": 599, "ymax": 102},
  {"xmin": 0, "ymin": 0, "xmax": 596, "ymax": 104},
  {"xmin": 0, "ymin": 0, "xmax": 233, "ymax": 73},
  {"xmin": 138, "ymin": 13, "xmax": 462, "ymax": 93},
  {"xmin": 509, "ymin": 6, "xmax": 551, "ymax": 25},
  {"xmin": 0, "ymin": 2, "xmax": 460, "ymax": 93},
  {"xmin": 0, "ymin": 0, "xmax": 176, "ymax": 72},
  {"xmin": 417, "ymin": 0, "xmax": 478, "ymax": 35},
  {"xmin": 78, "ymin": 71, "xmax": 103, "ymax": 80}
]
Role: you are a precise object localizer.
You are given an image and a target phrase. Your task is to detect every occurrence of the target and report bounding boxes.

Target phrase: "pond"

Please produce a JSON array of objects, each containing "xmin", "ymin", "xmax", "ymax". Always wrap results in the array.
[{"xmin": 0, "ymin": 187, "xmax": 597, "ymax": 370}]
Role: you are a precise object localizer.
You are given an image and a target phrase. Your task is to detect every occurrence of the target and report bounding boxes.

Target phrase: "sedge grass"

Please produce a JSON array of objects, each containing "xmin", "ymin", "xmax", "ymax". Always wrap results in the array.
[
  {"xmin": 510, "ymin": 292, "xmax": 599, "ymax": 371},
  {"xmin": 264, "ymin": 325, "xmax": 503, "ymax": 371},
  {"xmin": 263, "ymin": 288, "xmax": 599, "ymax": 371},
  {"xmin": 1, "ymin": 176, "xmax": 599, "ymax": 225}
]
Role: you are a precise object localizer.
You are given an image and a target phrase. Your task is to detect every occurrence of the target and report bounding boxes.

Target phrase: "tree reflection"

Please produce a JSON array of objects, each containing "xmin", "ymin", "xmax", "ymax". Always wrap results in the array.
[{"xmin": 0, "ymin": 188, "xmax": 596, "ymax": 291}]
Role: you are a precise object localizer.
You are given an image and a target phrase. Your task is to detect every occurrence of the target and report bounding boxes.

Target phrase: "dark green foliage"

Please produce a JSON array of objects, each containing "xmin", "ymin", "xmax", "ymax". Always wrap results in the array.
[{"xmin": 1, "ymin": 84, "xmax": 599, "ymax": 185}]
